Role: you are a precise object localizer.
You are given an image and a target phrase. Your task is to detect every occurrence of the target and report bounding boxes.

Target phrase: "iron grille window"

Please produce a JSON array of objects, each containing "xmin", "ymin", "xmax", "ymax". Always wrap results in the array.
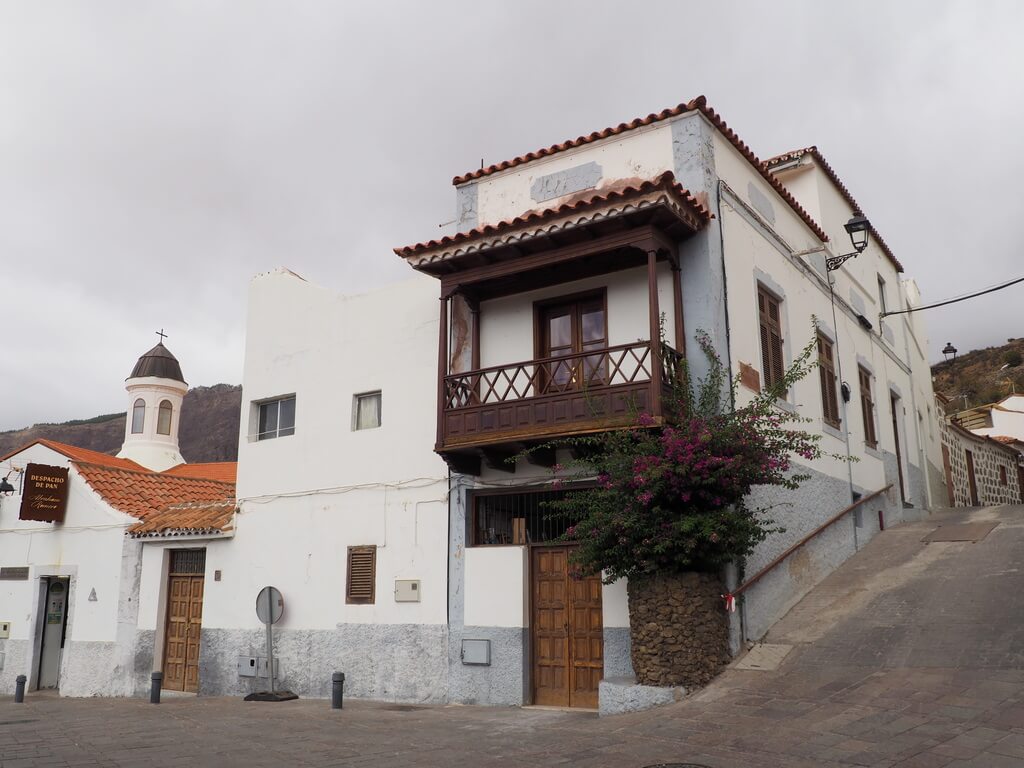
[
  {"xmin": 757, "ymin": 286, "xmax": 786, "ymax": 396},
  {"xmin": 346, "ymin": 546, "xmax": 376, "ymax": 604},
  {"xmin": 169, "ymin": 549, "xmax": 206, "ymax": 575},
  {"xmin": 859, "ymin": 366, "xmax": 877, "ymax": 448},
  {"xmin": 471, "ymin": 489, "xmax": 574, "ymax": 546},
  {"xmin": 817, "ymin": 334, "xmax": 840, "ymax": 428}
]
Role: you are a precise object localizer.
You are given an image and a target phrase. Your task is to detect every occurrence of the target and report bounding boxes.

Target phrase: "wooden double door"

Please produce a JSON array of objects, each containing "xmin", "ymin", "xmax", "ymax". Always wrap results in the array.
[
  {"xmin": 162, "ymin": 550, "xmax": 206, "ymax": 693},
  {"xmin": 531, "ymin": 546, "xmax": 603, "ymax": 708}
]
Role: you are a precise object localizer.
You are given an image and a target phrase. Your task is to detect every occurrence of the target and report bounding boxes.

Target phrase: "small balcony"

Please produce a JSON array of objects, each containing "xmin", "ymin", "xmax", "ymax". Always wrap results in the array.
[{"xmin": 438, "ymin": 340, "xmax": 683, "ymax": 473}]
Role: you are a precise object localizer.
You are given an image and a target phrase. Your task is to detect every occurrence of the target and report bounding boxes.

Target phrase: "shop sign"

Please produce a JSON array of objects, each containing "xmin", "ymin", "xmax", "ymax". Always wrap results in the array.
[{"xmin": 19, "ymin": 463, "xmax": 70, "ymax": 523}]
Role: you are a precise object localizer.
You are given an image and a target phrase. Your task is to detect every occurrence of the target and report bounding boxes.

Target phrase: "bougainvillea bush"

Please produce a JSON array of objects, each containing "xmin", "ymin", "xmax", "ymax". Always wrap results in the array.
[{"xmin": 548, "ymin": 327, "xmax": 832, "ymax": 581}]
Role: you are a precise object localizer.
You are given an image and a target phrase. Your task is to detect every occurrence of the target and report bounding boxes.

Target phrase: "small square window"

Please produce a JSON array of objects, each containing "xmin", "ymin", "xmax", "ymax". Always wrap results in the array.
[
  {"xmin": 256, "ymin": 396, "xmax": 296, "ymax": 441},
  {"xmin": 353, "ymin": 392, "xmax": 382, "ymax": 430}
]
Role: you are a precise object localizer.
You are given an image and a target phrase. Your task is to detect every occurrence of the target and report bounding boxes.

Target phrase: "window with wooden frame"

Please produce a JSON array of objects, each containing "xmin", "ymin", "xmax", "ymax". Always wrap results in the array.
[
  {"xmin": 858, "ymin": 366, "xmax": 878, "ymax": 448},
  {"xmin": 345, "ymin": 546, "xmax": 376, "ymax": 604},
  {"xmin": 534, "ymin": 291, "xmax": 608, "ymax": 392},
  {"xmin": 757, "ymin": 286, "xmax": 786, "ymax": 396},
  {"xmin": 1000, "ymin": 465, "xmax": 1008, "ymax": 486},
  {"xmin": 817, "ymin": 334, "xmax": 841, "ymax": 428}
]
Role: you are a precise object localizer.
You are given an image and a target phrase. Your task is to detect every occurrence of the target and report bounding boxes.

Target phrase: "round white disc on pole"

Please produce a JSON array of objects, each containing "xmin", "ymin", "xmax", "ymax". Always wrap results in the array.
[{"xmin": 256, "ymin": 586, "xmax": 284, "ymax": 624}]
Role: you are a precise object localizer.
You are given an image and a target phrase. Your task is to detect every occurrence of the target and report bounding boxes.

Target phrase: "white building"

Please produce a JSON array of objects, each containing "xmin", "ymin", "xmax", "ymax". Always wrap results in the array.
[
  {"xmin": 391, "ymin": 97, "xmax": 943, "ymax": 707},
  {"xmin": 0, "ymin": 343, "xmax": 237, "ymax": 697},
  {"xmin": 2, "ymin": 97, "xmax": 946, "ymax": 710}
]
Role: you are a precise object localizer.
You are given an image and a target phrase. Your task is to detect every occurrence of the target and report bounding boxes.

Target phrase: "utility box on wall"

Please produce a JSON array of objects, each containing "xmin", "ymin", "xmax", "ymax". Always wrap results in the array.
[
  {"xmin": 0, "ymin": 621, "xmax": 10, "ymax": 639},
  {"xmin": 461, "ymin": 639, "xmax": 491, "ymax": 666},
  {"xmin": 237, "ymin": 656, "xmax": 257, "ymax": 677},
  {"xmin": 394, "ymin": 579, "xmax": 421, "ymax": 602}
]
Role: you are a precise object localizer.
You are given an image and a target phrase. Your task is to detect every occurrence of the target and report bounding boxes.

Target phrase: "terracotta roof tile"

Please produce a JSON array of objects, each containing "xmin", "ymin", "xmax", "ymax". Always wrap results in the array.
[
  {"xmin": 763, "ymin": 146, "xmax": 904, "ymax": 273},
  {"xmin": 395, "ymin": 171, "xmax": 711, "ymax": 259},
  {"xmin": 128, "ymin": 498, "xmax": 236, "ymax": 537},
  {"xmin": 74, "ymin": 462, "xmax": 234, "ymax": 522},
  {"xmin": 448, "ymin": 95, "xmax": 828, "ymax": 244},
  {"xmin": 162, "ymin": 462, "xmax": 238, "ymax": 483},
  {"xmin": 0, "ymin": 438, "xmax": 144, "ymax": 470}
]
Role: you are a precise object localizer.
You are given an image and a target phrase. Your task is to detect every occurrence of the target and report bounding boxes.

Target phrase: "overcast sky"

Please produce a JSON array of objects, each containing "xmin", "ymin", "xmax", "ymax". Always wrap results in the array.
[{"xmin": 1, "ymin": 1, "xmax": 1022, "ymax": 431}]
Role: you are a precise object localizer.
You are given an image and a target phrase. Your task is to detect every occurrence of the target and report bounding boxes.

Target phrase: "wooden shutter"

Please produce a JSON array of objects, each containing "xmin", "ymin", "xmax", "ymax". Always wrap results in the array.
[
  {"xmin": 817, "ymin": 334, "xmax": 840, "ymax": 428},
  {"xmin": 346, "ymin": 546, "xmax": 376, "ymax": 604},
  {"xmin": 758, "ymin": 286, "xmax": 786, "ymax": 396},
  {"xmin": 859, "ymin": 367, "xmax": 877, "ymax": 448}
]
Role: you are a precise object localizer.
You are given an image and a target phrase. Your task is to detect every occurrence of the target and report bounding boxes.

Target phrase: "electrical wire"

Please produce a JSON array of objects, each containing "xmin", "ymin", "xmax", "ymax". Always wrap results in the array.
[{"xmin": 881, "ymin": 275, "xmax": 1024, "ymax": 317}]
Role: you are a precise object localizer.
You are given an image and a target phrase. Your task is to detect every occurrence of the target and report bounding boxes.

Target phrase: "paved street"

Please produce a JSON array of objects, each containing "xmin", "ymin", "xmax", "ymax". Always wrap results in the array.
[{"xmin": 4, "ymin": 504, "xmax": 1024, "ymax": 767}]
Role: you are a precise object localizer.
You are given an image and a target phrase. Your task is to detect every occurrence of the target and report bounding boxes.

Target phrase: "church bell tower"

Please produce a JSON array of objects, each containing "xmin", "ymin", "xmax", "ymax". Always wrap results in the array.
[{"xmin": 117, "ymin": 333, "xmax": 188, "ymax": 471}]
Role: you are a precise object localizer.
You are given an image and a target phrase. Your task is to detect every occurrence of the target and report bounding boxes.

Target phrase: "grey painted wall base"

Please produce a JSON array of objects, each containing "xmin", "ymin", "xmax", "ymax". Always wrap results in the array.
[
  {"xmin": 741, "ymin": 460, "xmax": 911, "ymax": 642},
  {"xmin": 448, "ymin": 626, "xmax": 527, "ymax": 706},
  {"xmin": 598, "ymin": 676, "xmax": 684, "ymax": 717},
  {"xmin": 602, "ymin": 626, "xmax": 633, "ymax": 679},
  {"xmin": 0, "ymin": 638, "xmax": 139, "ymax": 698},
  {"xmin": 198, "ymin": 624, "xmax": 448, "ymax": 703}
]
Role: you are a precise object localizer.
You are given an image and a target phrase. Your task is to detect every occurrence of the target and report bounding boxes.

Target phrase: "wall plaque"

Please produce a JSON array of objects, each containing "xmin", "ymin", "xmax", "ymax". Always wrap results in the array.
[
  {"xmin": 0, "ymin": 567, "xmax": 29, "ymax": 580},
  {"xmin": 19, "ymin": 463, "xmax": 70, "ymax": 523}
]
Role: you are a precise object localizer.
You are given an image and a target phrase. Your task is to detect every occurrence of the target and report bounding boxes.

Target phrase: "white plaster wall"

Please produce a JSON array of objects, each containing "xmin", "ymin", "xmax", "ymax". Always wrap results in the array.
[
  {"xmin": 718, "ymin": 184, "xmax": 918, "ymax": 500},
  {"xmin": 463, "ymin": 546, "xmax": 527, "ymax": 627},
  {"xmin": 976, "ymin": 396, "xmax": 1024, "ymax": 439},
  {"xmin": 223, "ymin": 269, "xmax": 451, "ymax": 632},
  {"xmin": 472, "ymin": 124, "xmax": 674, "ymax": 227},
  {"xmin": 601, "ymin": 578, "xmax": 630, "ymax": 629},
  {"xmin": 711, "ymin": 133, "xmax": 822, "ymax": 254},
  {"xmin": 0, "ymin": 444, "xmax": 136, "ymax": 645},
  {"xmin": 478, "ymin": 264, "xmax": 679, "ymax": 370},
  {"xmin": 237, "ymin": 270, "xmax": 447, "ymax": 497}
]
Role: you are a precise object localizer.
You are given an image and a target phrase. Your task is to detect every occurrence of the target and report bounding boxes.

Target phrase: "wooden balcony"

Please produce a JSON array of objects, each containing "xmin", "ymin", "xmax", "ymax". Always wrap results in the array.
[{"xmin": 438, "ymin": 340, "xmax": 683, "ymax": 473}]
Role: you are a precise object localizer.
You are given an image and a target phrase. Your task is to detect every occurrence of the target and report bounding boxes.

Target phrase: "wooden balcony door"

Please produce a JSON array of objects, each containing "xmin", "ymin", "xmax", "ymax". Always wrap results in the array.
[
  {"xmin": 163, "ymin": 549, "xmax": 206, "ymax": 693},
  {"xmin": 531, "ymin": 546, "xmax": 603, "ymax": 708},
  {"xmin": 538, "ymin": 293, "xmax": 607, "ymax": 392}
]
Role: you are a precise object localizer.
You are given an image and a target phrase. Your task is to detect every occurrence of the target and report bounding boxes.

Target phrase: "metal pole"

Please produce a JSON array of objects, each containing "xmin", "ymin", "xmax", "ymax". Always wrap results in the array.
[
  {"xmin": 331, "ymin": 672, "xmax": 345, "ymax": 709},
  {"xmin": 14, "ymin": 674, "xmax": 26, "ymax": 703},
  {"xmin": 265, "ymin": 590, "xmax": 275, "ymax": 694},
  {"xmin": 150, "ymin": 671, "xmax": 163, "ymax": 704}
]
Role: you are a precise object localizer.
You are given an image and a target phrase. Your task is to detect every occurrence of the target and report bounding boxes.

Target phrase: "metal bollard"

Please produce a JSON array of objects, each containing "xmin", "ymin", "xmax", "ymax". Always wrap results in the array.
[
  {"xmin": 150, "ymin": 671, "xmax": 163, "ymax": 704},
  {"xmin": 331, "ymin": 672, "xmax": 345, "ymax": 709},
  {"xmin": 14, "ymin": 675, "xmax": 26, "ymax": 703}
]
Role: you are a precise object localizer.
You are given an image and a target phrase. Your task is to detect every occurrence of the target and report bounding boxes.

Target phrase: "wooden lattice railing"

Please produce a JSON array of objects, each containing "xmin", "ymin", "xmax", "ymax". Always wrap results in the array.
[{"xmin": 444, "ymin": 341, "xmax": 680, "ymax": 410}]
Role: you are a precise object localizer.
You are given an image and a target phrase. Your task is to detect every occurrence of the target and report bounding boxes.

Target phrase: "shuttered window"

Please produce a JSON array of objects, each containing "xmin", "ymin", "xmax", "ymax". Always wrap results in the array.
[
  {"xmin": 346, "ymin": 546, "xmax": 376, "ymax": 604},
  {"xmin": 757, "ymin": 286, "xmax": 786, "ymax": 396},
  {"xmin": 859, "ymin": 366, "xmax": 877, "ymax": 448},
  {"xmin": 817, "ymin": 334, "xmax": 840, "ymax": 428}
]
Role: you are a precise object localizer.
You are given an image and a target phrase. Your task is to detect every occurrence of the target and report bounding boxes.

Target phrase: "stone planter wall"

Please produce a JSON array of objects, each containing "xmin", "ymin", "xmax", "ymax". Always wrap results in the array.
[{"xmin": 627, "ymin": 572, "xmax": 730, "ymax": 687}]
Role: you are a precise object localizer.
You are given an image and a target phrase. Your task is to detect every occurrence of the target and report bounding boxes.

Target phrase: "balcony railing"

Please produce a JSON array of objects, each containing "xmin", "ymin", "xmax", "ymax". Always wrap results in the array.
[{"xmin": 439, "ymin": 340, "xmax": 682, "ymax": 451}]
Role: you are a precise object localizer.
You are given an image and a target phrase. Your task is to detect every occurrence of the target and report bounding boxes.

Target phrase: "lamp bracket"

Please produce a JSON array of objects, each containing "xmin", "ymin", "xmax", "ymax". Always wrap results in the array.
[{"xmin": 825, "ymin": 251, "xmax": 861, "ymax": 272}]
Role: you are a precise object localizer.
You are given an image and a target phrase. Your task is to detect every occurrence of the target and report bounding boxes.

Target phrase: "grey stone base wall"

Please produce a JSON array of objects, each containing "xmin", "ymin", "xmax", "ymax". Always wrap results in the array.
[
  {"xmin": 598, "ymin": 676, "xmax": 684, "ymax": 716},
  {"xmin": 603, "ymin": 627, "xmax": 633, "ymax": 679},
  {"xmin": 0, "ymin": 639, "xmax": 138, "ymax": 698},
  {"xmin": 0, "ymin": 639, "xmax": 31, "ymax": 694},
  {"xmin": 198, "ymin": 624, "xmax": 448, "ymax": 703},
  {"xmin": 741, "ymin": 461, "xmax": 910, "ymax": 643},
  {"xmin": 448, "ymin": 626, "xmax": 527, "ymax": 706}
]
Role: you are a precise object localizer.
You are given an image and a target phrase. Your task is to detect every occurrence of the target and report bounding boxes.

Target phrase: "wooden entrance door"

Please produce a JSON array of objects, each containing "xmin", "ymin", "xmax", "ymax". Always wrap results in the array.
[
  {"xmin": 965, "ymin": 450, "xmax": 980, "ymax": 506},
  {"xmin": 890, "ymin": 393, "xmax": 907, "ymax": 504},
  {"xmin": 531, "ymin": 546, "xmax": 603, "ymax": 708},
  {"xmin": 163, "ymin": 549, "xmax": 206, "ymax": 693}
]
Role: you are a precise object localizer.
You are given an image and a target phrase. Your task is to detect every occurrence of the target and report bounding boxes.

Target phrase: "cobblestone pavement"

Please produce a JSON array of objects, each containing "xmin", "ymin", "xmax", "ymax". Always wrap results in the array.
[{"xmin": 4, "ymin": 505, "xmax": 1024, "ymax": 767}]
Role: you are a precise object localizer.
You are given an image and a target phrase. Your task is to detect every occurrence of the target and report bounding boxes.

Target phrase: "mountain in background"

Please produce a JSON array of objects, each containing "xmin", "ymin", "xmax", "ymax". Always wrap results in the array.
[
  {"xmin": 931, "ymin": 338, "xmax": 1024, "ymax": 411},
  {"xmin": 0, "ymin": 384, "xmax": 242, "ymax": 463}
]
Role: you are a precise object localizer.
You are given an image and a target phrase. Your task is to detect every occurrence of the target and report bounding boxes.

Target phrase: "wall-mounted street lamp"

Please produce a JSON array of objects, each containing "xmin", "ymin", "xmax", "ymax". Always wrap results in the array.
[
  {"xmin": 942, "ymin": 342, "xmax": 958, "ymax": 365},
  {"xmin": 0, "ymin": 469, "xmax": 19, "ymax": 495},
  {"xmin": 825, "ymin": 215, "xmax": 872, "ymax": 271}
]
